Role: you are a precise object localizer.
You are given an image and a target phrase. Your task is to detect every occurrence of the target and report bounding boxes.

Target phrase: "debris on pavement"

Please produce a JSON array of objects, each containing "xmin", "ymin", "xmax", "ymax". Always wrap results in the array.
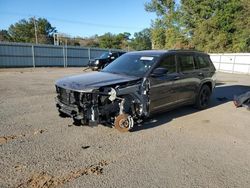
[
  {"xmin": 81, "ymin": 146, "xmax": 90, "ymax": 149},
  {"xmin": 0, "ymin": 135, "xmax": 18, "ymax": 145},
  {"xmin": 33, "ymin": 129, "xmax": 47, "ymax": 135},
  {"xmin": 17, "ymin": 160, "xmax": 108, "ymax": 188},
  {"xmin": 234, "ymin": 91, "xmax": 250, "ymax": 110},
  {"xmin": 0, "ymin": 129, "xmax": 47, "ymax": 145}
]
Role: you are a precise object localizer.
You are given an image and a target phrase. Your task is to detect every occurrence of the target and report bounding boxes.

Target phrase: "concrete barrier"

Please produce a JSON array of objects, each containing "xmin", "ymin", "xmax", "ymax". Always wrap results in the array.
[{"xmin": 210, "ymin": 53, "xmax": 250, "ymax": 75}]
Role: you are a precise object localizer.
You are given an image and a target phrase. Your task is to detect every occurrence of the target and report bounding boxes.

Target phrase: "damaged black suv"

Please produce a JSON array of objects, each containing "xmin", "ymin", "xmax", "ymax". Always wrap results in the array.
[{"xmin": 55, "ymin": 50, "xmax": 216, "ymax": 132}]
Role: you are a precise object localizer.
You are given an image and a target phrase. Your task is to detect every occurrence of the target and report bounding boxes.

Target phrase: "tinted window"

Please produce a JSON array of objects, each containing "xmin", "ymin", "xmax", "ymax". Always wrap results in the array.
[
  {"xmin": 195, "ymin": 55, "xmax": 210, "ymax": 69},
  {"xmin": 100, "ymin": 52, "xmax": 110, "ymax": 59},
  {"xmin": 158, "ymin": 55, "xmax": 176, "ymax": 73},
  {"xmin": 178, "ymin": 55, "xmax": 195, "ymax": 72},
  {"xmin": 102, "ymin": 54, "xmax": 158, "ymax": 77}
]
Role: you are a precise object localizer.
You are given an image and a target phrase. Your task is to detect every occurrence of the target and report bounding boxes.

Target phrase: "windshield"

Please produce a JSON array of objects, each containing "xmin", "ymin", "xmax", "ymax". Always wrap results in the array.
[
  {"xmin": 102, "ymin": 53, "xmax": 159, "ymax": 77},
  {"xmin": 99, "ymin": 52, "xmax": 110, "ymax": 59}
]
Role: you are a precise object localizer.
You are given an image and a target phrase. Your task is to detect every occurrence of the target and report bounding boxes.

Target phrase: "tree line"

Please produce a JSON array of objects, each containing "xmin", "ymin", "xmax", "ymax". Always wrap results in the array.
[
  {"xmin": 0, "ymin": 17, "xmax": 152, "ymax": 51},
  {"xmin": 146, "ymin": 0, "xmax": 250, "ymax": 52},
  {"xmin": 0, "ymin": 0, "xmax": 249, "ymax": 52}
]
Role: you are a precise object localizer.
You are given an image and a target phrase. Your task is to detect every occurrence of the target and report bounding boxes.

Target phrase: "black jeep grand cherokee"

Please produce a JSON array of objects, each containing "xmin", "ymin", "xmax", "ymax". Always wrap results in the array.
[{"xmin": 55, "ymin": 50, "xmax": 216, "ymax": 132}]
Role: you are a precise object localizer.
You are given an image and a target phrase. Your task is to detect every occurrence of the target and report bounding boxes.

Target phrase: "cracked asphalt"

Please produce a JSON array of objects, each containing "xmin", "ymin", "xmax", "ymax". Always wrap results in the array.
[{"xmin": 0, "ymin": 68, "xmax": 250, "ymax": 188}]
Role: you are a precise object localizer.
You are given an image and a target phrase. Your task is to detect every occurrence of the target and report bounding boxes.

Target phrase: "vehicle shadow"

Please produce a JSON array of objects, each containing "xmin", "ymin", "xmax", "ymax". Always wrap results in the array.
[{"xmin": 132, "ymin": 84, "xmax": 250, "ymax": 132}]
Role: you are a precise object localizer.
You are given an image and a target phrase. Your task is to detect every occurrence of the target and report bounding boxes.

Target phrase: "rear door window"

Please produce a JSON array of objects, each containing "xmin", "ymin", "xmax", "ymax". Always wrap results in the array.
[
  {"xmin": 158, "ymin": 55, "xmax": 176, "ymax": 74},
  {"xmin": 178, "ymin": 55, "xmax": 195, "ymax": 72}
]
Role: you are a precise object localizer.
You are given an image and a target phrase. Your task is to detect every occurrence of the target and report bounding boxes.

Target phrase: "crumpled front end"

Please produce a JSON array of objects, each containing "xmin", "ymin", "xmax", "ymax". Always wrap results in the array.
[{"xmin": 55, "ymin": 78, "xmax": 151, "ymax": 131}]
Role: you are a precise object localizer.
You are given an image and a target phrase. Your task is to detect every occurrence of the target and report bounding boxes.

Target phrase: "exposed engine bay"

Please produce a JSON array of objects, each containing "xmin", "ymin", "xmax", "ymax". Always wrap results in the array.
[{"xmin": 55, "ymin": 78, "xmax": 150, "ymax": 132}]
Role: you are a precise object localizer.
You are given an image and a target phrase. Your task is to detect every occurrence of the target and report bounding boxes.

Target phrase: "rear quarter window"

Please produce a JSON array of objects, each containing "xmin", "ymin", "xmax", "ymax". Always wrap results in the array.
[{"xmin": 195, "ymin": 55, "xmax": 210, "ymax": 69}]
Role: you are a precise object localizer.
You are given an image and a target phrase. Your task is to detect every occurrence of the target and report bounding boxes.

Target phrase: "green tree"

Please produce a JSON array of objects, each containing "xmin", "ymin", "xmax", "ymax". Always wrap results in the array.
[
  {"xmin": 98, "ymin": 33, "xmax": 117, "ymax": 49},
  {"xmin": 181, "ymin": 0, "xmax": 245, "ymax": 52},
  {"xmin": 8, "ymin": 17, "xmax": 56, "ymax": 44},
  {"xmin": 130, "ymin": 28, "xmax": 152, "ymax": 50},
  {"xmin": 232, "ymin": 0, "xmax": 250, "ymax": 52},
  {"xmin": 78, "ymin": 36, "xmax": 100, "ymax": 47},
  {"xmin": 98, "ymin": 32, "xmax": 131, "ymax": 49},
  {"xmin": 0, "ymin": 30, "xmax": 11, "ymax": 42},
  {"xmin": 150, "ymin": 19, "xmax": 166, "ymax": 49},
  {"xmin": 146, "ymin": 0, "xmax": 250, "ymax": 52},
  {"xmin": 145, "ymin": 0, "xmax": 187, "ymax": 49}
]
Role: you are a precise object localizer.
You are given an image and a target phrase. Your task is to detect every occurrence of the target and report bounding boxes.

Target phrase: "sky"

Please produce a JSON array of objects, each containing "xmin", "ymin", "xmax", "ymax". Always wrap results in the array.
[{"xmin": 0, "ymin": 0, "xmax": 156, "ymax": 37}]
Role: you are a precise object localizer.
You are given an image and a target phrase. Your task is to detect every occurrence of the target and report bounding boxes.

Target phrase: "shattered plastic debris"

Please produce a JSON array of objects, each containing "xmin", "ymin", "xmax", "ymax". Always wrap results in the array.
[
  {"xmin": 17, "ymin": 160, "xmax": 108, "ymax": 188},
  {"xmin": 14, "ymin": 164, "xmax": 26, "ymax": 171},
  {"xmin": 81, "ymin": 146, "xmax": 90, "ymax": 149},
  {"xmin": 33, "ymin": 129, "xmax": 47, "ymax": 135}
]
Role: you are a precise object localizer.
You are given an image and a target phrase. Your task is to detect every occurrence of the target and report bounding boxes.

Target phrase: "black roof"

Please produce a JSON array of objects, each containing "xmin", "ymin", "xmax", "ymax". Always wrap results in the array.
[{"xmin": 127, "ymin": 50, "xmax": 208, "ymax": 56}]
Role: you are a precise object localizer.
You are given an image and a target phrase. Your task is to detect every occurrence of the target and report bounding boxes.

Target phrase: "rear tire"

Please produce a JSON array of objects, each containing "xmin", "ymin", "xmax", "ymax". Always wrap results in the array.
[
  {"xmin": 195, "ymin": 85, "xmax": 211, "ymax": 110},
  {"xmin": 101, "ymin": 64, "xmax": 107, "ymax": 70}
]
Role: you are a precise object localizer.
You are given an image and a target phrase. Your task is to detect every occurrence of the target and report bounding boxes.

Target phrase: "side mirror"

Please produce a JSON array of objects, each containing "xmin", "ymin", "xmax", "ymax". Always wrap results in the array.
[{"xmin": 151, "ymin": 67, "xmax": 168, "ymax": 77}]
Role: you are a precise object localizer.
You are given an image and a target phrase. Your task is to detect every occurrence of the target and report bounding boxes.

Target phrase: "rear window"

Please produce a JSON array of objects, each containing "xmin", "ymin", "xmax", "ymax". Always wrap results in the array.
[
  {"xmin": 195, "ymin": 55, "xmax": 210, "ymax": 69},
  {"xmin": 178, "ymin": 55, "xmax": 195, "ymax": 72}
]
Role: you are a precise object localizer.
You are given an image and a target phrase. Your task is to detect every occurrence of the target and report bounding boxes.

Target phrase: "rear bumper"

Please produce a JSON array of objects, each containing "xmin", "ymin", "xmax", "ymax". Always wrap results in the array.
[{"xmin": 55, "ymin": 98, "xmax": 79, "ymax": 117}]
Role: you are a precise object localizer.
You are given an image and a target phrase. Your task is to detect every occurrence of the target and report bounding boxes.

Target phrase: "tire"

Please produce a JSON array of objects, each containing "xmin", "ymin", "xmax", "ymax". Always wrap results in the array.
[
  {"xmin": 73, "ymin": 118, "xmax": 83, "ymax": 126},
  {"xmin": 195, "ymin": 85, "xmax": 211, "ymax": 110},
  {"xmin": 101, "ymin": 64, "xmax": 107, "ymax": 70}
]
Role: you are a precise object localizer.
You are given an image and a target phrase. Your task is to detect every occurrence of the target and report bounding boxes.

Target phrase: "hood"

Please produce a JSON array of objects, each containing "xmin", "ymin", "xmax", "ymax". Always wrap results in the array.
[{"xmin": 55, "ymin": 71, "xmax": 140, "ymax": 92}]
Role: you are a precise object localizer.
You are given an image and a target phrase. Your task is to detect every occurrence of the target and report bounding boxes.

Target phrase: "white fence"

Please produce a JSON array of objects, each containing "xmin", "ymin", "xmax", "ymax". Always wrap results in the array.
[{"xmin": 210, "ymin": 53, "xmax": 250, "ymax": 75}]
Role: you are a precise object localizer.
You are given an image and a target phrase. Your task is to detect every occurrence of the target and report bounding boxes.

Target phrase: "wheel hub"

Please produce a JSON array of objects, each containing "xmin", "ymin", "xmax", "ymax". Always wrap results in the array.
[{"xmin": 114, "ymin": 114, "xmax": 134, "ymax": 132}]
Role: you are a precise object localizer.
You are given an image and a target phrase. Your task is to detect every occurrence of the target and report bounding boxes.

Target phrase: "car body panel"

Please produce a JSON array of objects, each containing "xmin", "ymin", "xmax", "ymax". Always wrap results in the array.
[{"xmin": 55, "ymin": 71, "xmax": 140, "ymax": 92}]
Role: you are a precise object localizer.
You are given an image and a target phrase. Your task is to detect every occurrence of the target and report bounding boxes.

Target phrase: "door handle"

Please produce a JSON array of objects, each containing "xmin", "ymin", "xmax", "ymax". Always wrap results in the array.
[{"xmin": 198, "ymin": 72, "xmax": 204, "ymax": 76}]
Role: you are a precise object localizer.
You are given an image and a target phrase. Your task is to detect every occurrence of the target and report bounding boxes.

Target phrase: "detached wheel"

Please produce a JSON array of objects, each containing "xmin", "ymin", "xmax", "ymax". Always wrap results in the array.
[
  {"xmin": 195, "ymin": 85, "xmax": 211, "ymax": 110},
  {"xmin": 114, "ymin": 114, "xmax": 134, "ymax": 132}
]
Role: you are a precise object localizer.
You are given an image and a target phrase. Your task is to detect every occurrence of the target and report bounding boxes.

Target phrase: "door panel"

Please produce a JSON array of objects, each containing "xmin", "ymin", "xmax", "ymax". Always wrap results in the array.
[
  {"xmin": 149, "ymin": 75, "xmax": 175, "ymax": 111},
  {"xmin": 149, "ymin": 55, "xmax": 178, "ymax": 112},
  {"xmin": 175, "ymin": 53, "xmax": 199, "ymax": 101}
]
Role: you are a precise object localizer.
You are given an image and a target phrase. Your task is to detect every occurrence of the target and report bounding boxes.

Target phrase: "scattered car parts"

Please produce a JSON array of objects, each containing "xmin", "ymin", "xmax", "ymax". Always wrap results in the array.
[{"xmin": 234, "ymin": 91, "xmax": 250, "ymax": 110}]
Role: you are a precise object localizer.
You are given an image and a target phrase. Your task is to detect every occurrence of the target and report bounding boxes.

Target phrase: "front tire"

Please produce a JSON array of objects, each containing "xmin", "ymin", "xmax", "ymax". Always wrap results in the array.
[
  {"xmin": 195, "ymin": 85, "xmax": 211, "ymax": 110},
  {"xmin": 73, "ymin": 118, "xmax": 83, "ymax": 126}
]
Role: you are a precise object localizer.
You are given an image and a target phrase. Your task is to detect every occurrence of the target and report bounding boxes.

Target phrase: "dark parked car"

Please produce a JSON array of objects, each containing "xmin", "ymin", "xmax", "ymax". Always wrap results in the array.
[
  {"xmin": 89, "ymin": 51, "xmax": 125, "ymax": 70},
  {"xmin": 55, "ymin": 50, "xmax": 216, "ymax": 132}
]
